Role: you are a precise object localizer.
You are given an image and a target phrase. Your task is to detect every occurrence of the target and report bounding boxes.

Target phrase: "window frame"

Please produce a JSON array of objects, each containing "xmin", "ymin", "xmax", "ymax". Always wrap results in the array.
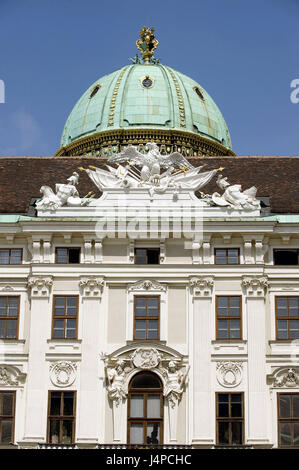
[
  {"xmin": 51, "ymin": 295, "xmax": 79, "ymax": 340},
  {"xmin": 133, "ymin": 295, "xmax": 160, "ymax": 341},
  {"xmin": 134, "ymin": 248, "xmax": 160, "ymax": 265},
  {"xmin": 0, "ymin": 391, "xmax": 16, "ymax": 445},
  {"xmin": 47, "ymin": 391, "xmax": 76, "ymax": 444},
  {"xmin": 277, "ymin": 392, "xmax": 299, "ymax": 448},
  {"xmin": 275, "ymin": 296, "xmax": 299, "ymax": 341},
  {"xmin": 55, "ymin": 247, "xmax": 81, "ymax": 264},
  {"xmin": 0, "ymin": 248, "xmax": 23, "ymax": 265},
  {"xmin": 127, "ymin": 372, "xmax": 163, "ymax": 446},
  {"xmin": 0, "ymin": 296, "xmax": 20, "ymax": 340},
  {"xmin": 216, "ymin": 392, "xmax": 244, "ymax": 446},
  {"xmin": 216, "ymin": 295, "xmax": 242, "ymax": 340},
  {"xmin": 214, "ymin": 248, "xmax": 240, "ymax": 265}
]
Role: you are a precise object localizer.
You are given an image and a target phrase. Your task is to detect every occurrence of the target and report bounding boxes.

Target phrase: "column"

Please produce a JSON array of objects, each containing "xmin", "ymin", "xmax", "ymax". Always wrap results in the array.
[
  {"xmin": 76, "ymin": 277, "xmax": 105, "ymax": 445},
  {"xmin": 23, "ymin": 276, "xmax": 53, "ymax": 444},
  {"xmin": 242, "ymin": 276, "xmax": 270, "ymax": 445},
  {"xmin": 189, "ymin": 277, "xmax": 214, "ymax": 445}
]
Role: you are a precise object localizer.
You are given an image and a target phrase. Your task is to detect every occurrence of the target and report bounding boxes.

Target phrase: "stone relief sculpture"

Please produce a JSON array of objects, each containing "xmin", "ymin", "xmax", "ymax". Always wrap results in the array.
[
  {"xmin": 36, "ymin": 172, "xmax": 92, "ymax": 211},
  {"xmin": 209, "ymin": 174, "xmax": 260, "ymax": 211},
  {"xmin": 161, "ymin": 361, "xmax": 190, "ymax": 407},
  {"xmin": 49, "ymin": 361, "xmax": 77, "ymax": 388},
  {"xmin": 36, "ymin": 143, "xmax": 261, "ymax": 213},
  {"xmin": 106, "ymin": 360, "xmax": 128, "ymax": 406},
  {"xmin": 274, "ymin": 368, "xmax": 299, "ymax": 388},
  {"xmin": 82, "ymin": 142, "xmax": 220, "ymax": 196}
]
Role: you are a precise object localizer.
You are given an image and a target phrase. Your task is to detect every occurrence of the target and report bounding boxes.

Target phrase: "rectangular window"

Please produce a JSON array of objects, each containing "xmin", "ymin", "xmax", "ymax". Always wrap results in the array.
[
  {"xmin": 274, "ymin": 249, "xmax": 299, "ymax": 265},
  {"xmin": 0, "ymin": 391, "xmax": 15, "ymax": 444},
  {"xmin": 276, "ymin": 297, "xmax": 299, "ymax": 340},
  {"xmin": 0, "ymin": 297, "xmax": 19, "ymax": 339},
  {"xmin": 0, "ymin": 249, "xmax": 22, "ymax": 265},
  {"xmin": 278, "ymin": 393, "xmax": 299, "ymax": 447},
  {"xmin": 135, "ymin": 249, "xmax": 160, "ymax": 265},
  {"xmin": 52, "ymin": 296, "xmax": 78, "ymax": 339},
  {"xmin": 215, "ymin": 248, "xmax": 239, "ymax": 265},
  {"xmin": 216, "ymin": 296, "xmax": 242, "ymax": 340},
  {"xmin": 216, "ymin": 393, "xmax": 244, "ymax": 445},
  {"xmin": 134, "ymin": 296, "xmax": 160, "ymax": 340},
  {"xmin": 47, "ymin": 391, "xmax": 76, "ymax": 444},
  {"xmin": 55, "ymin": 248, "xmax": 81, "ymax": 264}
]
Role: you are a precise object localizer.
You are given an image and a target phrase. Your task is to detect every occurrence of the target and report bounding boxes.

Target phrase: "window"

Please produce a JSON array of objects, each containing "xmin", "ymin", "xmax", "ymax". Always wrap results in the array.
[
  {"xmin": 0, "ymin": 249, "xmax": 22, "ymax": 265},
  {"xmin": 276, "ymin": 297, "xmax": 299, "ymax": 340},
  {"xmin": 0, "ymin": 391, "xmax": 15, "ymax": 444},
  {"xmin": 216, "ymin": 296, "xmax": 242, "ymax": 340},
  {"xmin": 47, "ymin": 391, "xmax": 76, "ymax": 444},
  {"xmin": 52, "ymin": 296, "xmax": 78, "ymax": 339},
  {"xmin": 128, "ymin": 372, "xmax": 163, "ymax": 446},
  {"xmin": 278, "ymin": 394, "xmax": 299, "ymax": 447},
  {"xmin": 135, "ymin": 248, "xmax": 160, "ymax": 265},
  {"xmin": 274, "ymin": 249, "xmax": 299, "ymax": 265},
  {"xmin": 215, "ymin": 248, "xmax": 239, "ymax": 265},
  {"xmin": 89, "ymin": 84, "xmax": 101, "ymax": 99},
  {"xmin": 134, "ymin": 296, "xmax": 159, "ymax": 340},
  {"xmin": 55, "ymin": 248, "xmax": 80, "ymax": 264},
  {"xmin": 193, "ymin": 86, "xmax": 204, "ymax": 100},
  {"xmin": 216, "ymin": 393, "xmax": 244, "ymax": 445},
  {"xmin": 0, "ymin": 297, "xmax": 19, "ymax": 339}
]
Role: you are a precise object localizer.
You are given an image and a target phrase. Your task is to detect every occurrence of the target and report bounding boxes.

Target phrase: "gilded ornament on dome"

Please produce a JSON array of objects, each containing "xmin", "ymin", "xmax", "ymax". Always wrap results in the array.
[{"xmin": 136, "ymin": 26, "xmax": 159, "ymax": 63}]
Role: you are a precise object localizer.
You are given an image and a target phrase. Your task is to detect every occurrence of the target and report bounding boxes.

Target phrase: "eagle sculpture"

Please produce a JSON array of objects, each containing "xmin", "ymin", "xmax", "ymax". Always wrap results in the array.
[{"xmin": 108, "ymin": 142, "xmax": 192, "ymax": 182}]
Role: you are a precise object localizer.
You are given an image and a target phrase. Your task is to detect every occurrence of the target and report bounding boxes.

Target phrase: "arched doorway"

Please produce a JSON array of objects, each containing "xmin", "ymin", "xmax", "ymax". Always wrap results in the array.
[{"xmin": 127, "ymin": 371, "xmax": 163, "ymax": 445}]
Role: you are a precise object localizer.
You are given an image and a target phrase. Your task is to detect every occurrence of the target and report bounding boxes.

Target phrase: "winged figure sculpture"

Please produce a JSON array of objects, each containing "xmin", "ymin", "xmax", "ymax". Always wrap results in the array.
[{"xmin": 108, "ymin": 142, "xmax": 192, "ymax": 182}]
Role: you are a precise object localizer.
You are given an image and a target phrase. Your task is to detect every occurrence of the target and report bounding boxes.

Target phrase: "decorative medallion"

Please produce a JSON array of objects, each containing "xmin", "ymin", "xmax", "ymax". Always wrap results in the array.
[
  {"xmin": 140, "ymin": 76, "xmax": 155, "ymax": 89},
  {"xmin": 216, "ymin": 361, "xmax": 243, "ymax": 388},
  {"xmin": 131, "ymin": 348, "xmax": 161, "ymax": 369},
  {"xmin": 50, "ymin": 361, "xmax": 77, "ymax": 388}
]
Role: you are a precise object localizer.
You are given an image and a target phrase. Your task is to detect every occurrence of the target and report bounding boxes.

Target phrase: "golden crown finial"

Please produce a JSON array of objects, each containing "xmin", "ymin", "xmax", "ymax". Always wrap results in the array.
[{"xmin": 136, "ymin": 26, "xmax": 159, "ymax": 63}]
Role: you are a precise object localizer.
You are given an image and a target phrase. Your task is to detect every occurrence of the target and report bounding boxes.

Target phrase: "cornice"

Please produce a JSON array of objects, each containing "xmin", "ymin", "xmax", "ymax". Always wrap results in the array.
[{"xmin": 54, "ymin": 127, "xmax": 235, "ymax": 158}]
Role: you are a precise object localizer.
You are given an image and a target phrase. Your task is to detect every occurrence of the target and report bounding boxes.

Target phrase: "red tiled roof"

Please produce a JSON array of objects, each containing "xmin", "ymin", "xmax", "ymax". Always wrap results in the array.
[{"xmin": 0, "ymin": 156, "xmax": 298, "ymax": 214}]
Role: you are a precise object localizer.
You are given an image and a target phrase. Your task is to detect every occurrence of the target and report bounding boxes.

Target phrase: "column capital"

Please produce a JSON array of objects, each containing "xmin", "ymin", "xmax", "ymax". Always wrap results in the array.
[
  {"xmin": 27, "ymin": 275, "xmax": 53, "ymax": 298},
  {"xmin": 189, "ymin": 276, "xmax": 214, "ymax": 297},
  {"xmin": 79, "ymin": 276, "xmax": 104, "ymax": 298},
  {"xmin": 241, "ymin": 276, "xmax": 268, "ymax": 297}
]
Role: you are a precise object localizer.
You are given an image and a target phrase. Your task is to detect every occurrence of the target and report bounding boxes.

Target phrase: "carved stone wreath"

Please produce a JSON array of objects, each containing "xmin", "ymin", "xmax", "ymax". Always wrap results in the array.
[
  {"xmin": 50, "ymin": 361, "xmax": 77, "ymax": 387},
  {"xmin": 216, "ymin": 361, "xmax": 243, "ymax": 388}
]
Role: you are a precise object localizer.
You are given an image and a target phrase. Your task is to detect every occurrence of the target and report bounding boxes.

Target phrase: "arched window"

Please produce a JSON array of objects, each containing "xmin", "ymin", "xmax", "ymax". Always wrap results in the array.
[{"xmin": 127, "ymin": 371, "xmax": 163, "ymax": 446}]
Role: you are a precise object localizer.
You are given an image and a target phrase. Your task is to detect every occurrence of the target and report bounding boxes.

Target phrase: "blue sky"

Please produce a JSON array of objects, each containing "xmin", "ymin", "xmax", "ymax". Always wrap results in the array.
[{"xmin": 0, "ymin": 0, "xmax": 298, "ymax": 156}]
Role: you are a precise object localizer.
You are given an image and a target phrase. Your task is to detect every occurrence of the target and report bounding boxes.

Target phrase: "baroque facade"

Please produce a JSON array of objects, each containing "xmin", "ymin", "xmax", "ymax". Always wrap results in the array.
[{"xmin": 0, "ymin": 28, "xmax": 298, "ymax": 449}]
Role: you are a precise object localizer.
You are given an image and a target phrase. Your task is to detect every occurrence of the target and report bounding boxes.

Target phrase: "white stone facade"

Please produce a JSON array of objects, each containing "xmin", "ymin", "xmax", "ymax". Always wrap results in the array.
[{"xmin": 0, "ymin": 214, "xmax": 298, "ymax": 449}]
